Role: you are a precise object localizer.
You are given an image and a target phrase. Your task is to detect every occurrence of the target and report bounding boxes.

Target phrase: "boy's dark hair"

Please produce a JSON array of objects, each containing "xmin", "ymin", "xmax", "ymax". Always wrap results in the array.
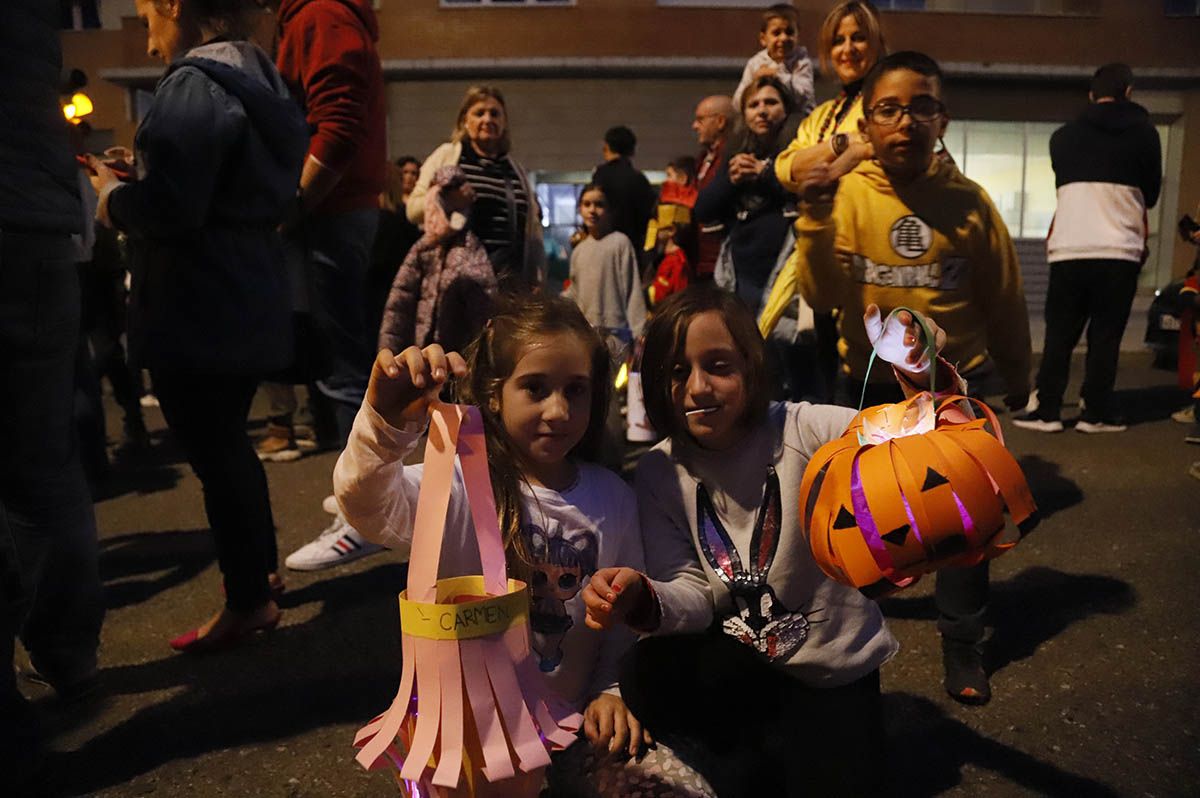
[
  {"xmin": 862, "ymin": 50, "xmax": 944, "ymax": 108},
  {"xmin": 668, "ymin": 155, "xmax": 697, "ymax": 184},
  {"xmin": 762, "ymin": 3, "xmax": 799, "ymax": 30},
  {"xmin": 395, "ymin": 155, "xmax": 420, "ymax": 169},
  {"xmin": 640, "ymin": 287, "xmax": 770, "ymax": 442},
  {"xmin": 1090, "ymin": 63, "xmax": 1133, "ymax": 101},
  {"xmin": 604, "ymin": 125, "xmax": 637, "ymax": 158}
]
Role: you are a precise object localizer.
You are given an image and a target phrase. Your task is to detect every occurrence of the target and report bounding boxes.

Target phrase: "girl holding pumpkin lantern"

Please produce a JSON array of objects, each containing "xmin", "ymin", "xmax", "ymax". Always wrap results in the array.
[{"xmin": 583, "ymin": 287, "xmax": 958, "ymax": 797}]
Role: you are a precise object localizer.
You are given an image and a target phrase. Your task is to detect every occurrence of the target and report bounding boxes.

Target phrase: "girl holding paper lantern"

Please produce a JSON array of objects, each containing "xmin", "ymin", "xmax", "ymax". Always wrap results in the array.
[
  {"xmin": 335, "ymin": 294, "xmax": 715, "ymax": 796},
  {"xmin": 583, "ymin": 287, "xmax": 988, "ymax": 797}
]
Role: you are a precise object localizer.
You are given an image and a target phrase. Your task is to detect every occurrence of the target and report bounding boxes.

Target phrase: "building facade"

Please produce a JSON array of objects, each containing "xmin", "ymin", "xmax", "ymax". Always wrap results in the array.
[{"xmin": 64, "ymin": 0, "xmax": 1200, "ymax": 300}]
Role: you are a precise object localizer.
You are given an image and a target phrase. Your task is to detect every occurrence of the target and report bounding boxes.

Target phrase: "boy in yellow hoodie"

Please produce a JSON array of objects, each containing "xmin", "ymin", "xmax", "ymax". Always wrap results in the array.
[
  {"xmin": 760, "ymin": 51, "xmax": 1031, "ymax": 413},
  {"xmin": 763, "ymin": 51, "xmax": 1033, "ymax": 707}
]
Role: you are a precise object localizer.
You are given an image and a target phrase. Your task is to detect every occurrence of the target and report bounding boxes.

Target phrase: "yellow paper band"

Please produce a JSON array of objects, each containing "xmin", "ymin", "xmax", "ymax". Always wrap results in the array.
[{"xmin": 399, "ymin": 576, "xmax": 528, "ymax": 641}]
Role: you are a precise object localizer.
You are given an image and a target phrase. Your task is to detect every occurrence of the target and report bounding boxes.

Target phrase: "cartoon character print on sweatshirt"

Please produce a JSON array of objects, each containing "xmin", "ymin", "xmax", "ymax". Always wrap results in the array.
[
  {"xmin": 697, "ymin": 467, "xmax": 821, "ymax": 662},
  {"xmin": 524, "ymin": 521, "xmax": 599, "ymax": 673}
]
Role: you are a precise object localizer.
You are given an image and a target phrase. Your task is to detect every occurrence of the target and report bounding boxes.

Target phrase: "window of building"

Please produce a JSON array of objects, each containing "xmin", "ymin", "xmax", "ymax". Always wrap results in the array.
[
  {"xmin": 873, "ymin": 0, "xmax": 1100, "ymax": 14},
  {"xmin": 943, "ymin": 120, "xmax": 1171, "ymax": 289},
  {"xmin": 1164, "ymin": 0, "xmax": 1200, "ymax": 15}
]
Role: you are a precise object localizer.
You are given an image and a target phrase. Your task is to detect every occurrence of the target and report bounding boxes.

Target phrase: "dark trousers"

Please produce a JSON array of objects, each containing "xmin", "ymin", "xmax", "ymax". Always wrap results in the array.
[
  {"xmin": 835, "ymin": 375, "xmax": 990, "ymax": 646},
  {"xmin": 294, "ymin": 209, "xmax": 378, "ymax": 447},
  {"xmin": 0, "ymin": 230, "xmax": 103, "ymax": 785},
  {"xmin": 151, "ymin": 370, "xmax": 277, "ymax": 612},
  {"xmin": 621, "ymin": 632, "xmax": 884, "ymax": 797},
  {"xmin": 1035, "ymin": 258, "xmax": 1140, "ymax": 421}
]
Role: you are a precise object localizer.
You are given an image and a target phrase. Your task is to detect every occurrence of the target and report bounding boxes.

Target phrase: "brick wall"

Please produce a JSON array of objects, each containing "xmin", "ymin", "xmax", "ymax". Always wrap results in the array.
[{"xmin": 387, "ymin": 77, "xmax": 731, "ymax": 172}]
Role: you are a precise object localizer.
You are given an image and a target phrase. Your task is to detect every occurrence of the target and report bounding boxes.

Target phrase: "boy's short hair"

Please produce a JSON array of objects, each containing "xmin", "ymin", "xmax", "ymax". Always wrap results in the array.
[
  {"xmin": 862, "ymin": 50, "xmax": 944, "ymax": 108},
  {"xmin": 1090, "ymin": 63, "xmax": 1133, "ymax": 100},
  {"xmin": 604, "ymin": 125, "xmax": 637, "ymax": 157},
  {"xmin": 640, "ymin": 287, "xmax": 770, "ymax": 442},
  {"xmin": 762, "ymin": 3, "xmax": 799, "ymax": 30},
  {"xmin": 818, "ymin": 1, "xmax": 886, "ymax": 77}
]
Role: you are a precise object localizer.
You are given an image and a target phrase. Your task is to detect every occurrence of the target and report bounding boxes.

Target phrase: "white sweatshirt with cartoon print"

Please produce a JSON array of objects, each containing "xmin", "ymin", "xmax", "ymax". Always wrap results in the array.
[{"xmin": 334, "ymin": 400, "xmax": 643, "ymax": 709}]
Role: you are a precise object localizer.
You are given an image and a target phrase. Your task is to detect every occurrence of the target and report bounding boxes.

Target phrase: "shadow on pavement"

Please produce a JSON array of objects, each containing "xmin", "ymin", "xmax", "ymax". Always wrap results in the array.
[
  {"xmin": 99, "ymin": 529, "xmax": 215, "ymax": 610},
  {"xmin": 1113, "ymin": 384, "xmax": 1188, "ymax": 425},
  {"xmin": 56, "ymin": 562, "xmax": 411, "ymax": 795},
  {"xmin": 881, "ymin": 566, "xmax": 1135, "ymax": 677},
  {"xmin": 1017, "ymin": 454, "xmax": 1084, "ymax": 520},
  {"xmin": 886, "ymin": 692, "xmax": 1120, "ymax": 797}
]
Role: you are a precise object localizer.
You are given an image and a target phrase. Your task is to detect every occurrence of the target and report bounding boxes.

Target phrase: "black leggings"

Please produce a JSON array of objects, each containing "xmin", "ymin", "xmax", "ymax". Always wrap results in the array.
[
  {"xmin": 620, "ymin": 632, "xmax": 885, "ymax": 797},
  {"xmin": 152, "ymin": 370, "xmax": 278, "ymax": 612}
]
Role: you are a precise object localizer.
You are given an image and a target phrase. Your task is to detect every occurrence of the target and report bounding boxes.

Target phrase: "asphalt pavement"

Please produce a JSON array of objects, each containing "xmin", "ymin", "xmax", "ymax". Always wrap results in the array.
[{"xmin": 24, "ymin": 352, "xmax": 1200, "ymax": 797}]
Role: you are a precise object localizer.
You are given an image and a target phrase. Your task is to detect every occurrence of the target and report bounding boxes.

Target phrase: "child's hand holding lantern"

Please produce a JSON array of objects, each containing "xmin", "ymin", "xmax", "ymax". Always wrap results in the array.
[{"xmin": 368, "ymin": 344, "xmax": 468, "ymax": 429}]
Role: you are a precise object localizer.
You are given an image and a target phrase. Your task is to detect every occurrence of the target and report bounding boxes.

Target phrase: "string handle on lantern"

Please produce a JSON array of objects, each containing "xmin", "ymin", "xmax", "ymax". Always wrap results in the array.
[{"xmin": 859, "ymin": 306, "xmax": 939, "ymax": 412}]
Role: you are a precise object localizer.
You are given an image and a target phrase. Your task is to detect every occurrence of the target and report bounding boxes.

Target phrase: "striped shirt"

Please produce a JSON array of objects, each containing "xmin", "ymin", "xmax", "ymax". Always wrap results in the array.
[{"xmin": 458, "ymin": 145, "xmax": 529, "ymax": 286}]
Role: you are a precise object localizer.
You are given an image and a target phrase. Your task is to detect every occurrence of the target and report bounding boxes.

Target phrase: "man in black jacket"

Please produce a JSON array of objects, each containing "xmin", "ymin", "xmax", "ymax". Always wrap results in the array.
[
  {"xmin": 1, "ymin": 1, "xmax": 104, "ymax": 791},
  {"xmin": 592, "ymin": 125, "xmax": 656, "ymax": 251},
  {"xmin": 1015, "ymin": 63, "xmax": 1162, "ymax": 434}
]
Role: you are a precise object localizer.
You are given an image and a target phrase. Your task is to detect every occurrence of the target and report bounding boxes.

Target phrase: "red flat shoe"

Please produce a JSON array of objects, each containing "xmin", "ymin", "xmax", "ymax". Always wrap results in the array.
[{"xmin": 169, "ymin": 612, "xmax": 281, "ymax": 655}]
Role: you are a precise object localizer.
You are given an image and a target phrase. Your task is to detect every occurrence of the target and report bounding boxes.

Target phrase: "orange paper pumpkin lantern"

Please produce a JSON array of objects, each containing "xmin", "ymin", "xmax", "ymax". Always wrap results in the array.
[{"xmin": 799, "ymin": 392, "xmax": 1037, "ymax": 596}]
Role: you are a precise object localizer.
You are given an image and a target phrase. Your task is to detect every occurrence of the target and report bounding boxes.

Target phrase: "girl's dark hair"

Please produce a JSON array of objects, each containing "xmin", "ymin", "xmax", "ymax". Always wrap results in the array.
[
  {"xmin": 169, "ymin": 0, "xmax": 259, "ymax": 38},
  {"xmin": 640, "ymin": 287, "xmax": 770, "ymax": 443},
  {"xmin": 457, "ymin": 295, "xmax": 612, "ymax": 580}
]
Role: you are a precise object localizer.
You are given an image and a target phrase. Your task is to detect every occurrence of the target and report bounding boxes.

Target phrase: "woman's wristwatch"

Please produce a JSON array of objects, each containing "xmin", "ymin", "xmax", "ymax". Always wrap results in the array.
[{"xmin": 830, "ymin": 132, "xmax": 850, "ymax": 157}]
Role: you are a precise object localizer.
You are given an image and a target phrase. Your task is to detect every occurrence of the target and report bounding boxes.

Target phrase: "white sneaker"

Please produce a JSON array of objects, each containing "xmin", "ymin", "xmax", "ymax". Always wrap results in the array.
[
  {"xmin": 284, "ymin": 516, "xmax": 385, "ymax": 571},
  {"xmin": 321, "ymin": 494, "xmax": 339, "ymax": 515},
  {"xmin": 1171, "ymin": 406, "xmax": 1195, "ymax": 424},
  {"xmin": 1075, "ymin": 419, "xmax": 1127, "ymax": 434},
  {"xmin": 1011, "ymin": 413, "xmax": 1064, "ymax": 433}
]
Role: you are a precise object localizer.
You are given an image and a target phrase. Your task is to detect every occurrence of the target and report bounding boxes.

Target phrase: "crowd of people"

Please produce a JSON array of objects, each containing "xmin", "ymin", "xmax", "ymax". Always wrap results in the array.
[{"xmin": 3, "ymin": 0, "xmax": 1190, "ymax": 795}]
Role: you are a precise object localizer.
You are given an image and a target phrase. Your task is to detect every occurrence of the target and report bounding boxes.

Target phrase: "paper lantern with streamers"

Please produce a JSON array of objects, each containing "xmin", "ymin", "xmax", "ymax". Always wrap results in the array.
[
  {"xmin": 354, "ymin": 403, "xmax": 581, "ymax": 797},
  {"xmin": 799, "ymin": 392, "xmax": 1038, "ymax": 597}
]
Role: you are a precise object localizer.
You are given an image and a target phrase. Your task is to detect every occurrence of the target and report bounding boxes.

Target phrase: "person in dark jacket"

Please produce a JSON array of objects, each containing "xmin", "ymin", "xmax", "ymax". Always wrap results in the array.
[
  {"xmin": 1015, "ymin": 63, "xmax": 1163, "ymax": 434},
  {"xmin": 1, "ymin": 2, "xmax": 104, "ymax": 789},
  {"xmin": 93, "ymin": 0, "xmax": 308, "ymax": 653},
  {"xmin": 592, "ymin": 125, "xmax": 657, "ymax": 257},
  {"xmin": 694, "ymin": 75, "xmax": 800, "ymax": 313}
]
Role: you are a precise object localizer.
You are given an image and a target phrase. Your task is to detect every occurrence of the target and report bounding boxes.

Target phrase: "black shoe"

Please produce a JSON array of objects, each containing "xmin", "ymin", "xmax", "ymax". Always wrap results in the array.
[
  {"xmin": 942, "ymin": 639, "xmax": 991, "ymax": 705},
  {"xmin": 1185, "ymin": 426, "xmax": 1200, "ymax": 445}
]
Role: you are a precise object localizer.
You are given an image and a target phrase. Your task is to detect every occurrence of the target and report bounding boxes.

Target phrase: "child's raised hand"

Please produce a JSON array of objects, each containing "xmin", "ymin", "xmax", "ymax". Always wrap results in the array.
[
  {"xmin": 367, "ymin": 344, "xmax": 468, "ymax": 429},
  {"xmin": 583, "ymin": 693, "xmax": 654, "ymax": 758},
  {"xmin": 864, "ymin": 304, "xmax": 946, "ymax": 377},
  {"xmin": 799, "ymin": 163, "xmax": 838, "ymax": 205},
  {"xmin": 583, "ymin": 567, "xmax": 646, "ymax": 630}
]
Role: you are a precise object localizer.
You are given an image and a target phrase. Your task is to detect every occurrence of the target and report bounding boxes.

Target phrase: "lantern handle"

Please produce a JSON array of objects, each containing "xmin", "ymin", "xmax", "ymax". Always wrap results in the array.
[{"xmin": 859, "ymin": 306, "xmax": 939, "ymax": 411}]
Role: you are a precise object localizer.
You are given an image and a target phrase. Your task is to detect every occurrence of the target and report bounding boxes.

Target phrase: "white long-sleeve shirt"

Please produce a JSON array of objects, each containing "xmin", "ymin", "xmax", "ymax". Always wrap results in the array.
[
  {"xmin": 635, "ymin": 401, "xmax": 898, "ymax": 688},
  {"xmin": 732, "ymin": 48, "xmax": 816, "ymax": 119},
  {"xmin": 334, "ymin": 400, "xmax": 644, "ymax": 709}
]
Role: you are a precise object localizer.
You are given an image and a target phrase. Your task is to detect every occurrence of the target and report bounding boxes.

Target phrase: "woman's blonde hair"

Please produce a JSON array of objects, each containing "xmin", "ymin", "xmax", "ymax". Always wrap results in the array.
[
  {"xmin": 457, "ymin": 295, "xmax": 612, "ymax": 582},
  {"xmin": 818, "ymin": 1, "xmax": 887, "ymax": 78},
  {"xmin": 452, "ymin": 86, "xmax": 512, "ymax": 156}
]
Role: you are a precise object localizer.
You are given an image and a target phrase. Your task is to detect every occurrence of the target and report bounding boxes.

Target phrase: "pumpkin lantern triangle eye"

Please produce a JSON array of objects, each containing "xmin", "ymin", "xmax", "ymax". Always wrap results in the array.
[{"xmin": 798, "ymin": 392, "xmax": 1038, "ymax": 597}]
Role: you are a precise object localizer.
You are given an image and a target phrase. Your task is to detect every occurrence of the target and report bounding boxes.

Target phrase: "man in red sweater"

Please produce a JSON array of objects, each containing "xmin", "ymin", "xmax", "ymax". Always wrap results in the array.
[
  {"xmin": 691, "ymin": 95, "xmax": 734, "ymax": 280},
  {"xmin": 268, "ymin": 0, "xmax": 390, "ymax": 571}
]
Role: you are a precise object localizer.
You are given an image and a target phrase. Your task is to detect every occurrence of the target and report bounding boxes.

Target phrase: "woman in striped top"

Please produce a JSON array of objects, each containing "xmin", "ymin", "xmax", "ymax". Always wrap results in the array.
[{"xmin": 407, "ymin": 86, "xmax": 546, "ymax": 293}]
